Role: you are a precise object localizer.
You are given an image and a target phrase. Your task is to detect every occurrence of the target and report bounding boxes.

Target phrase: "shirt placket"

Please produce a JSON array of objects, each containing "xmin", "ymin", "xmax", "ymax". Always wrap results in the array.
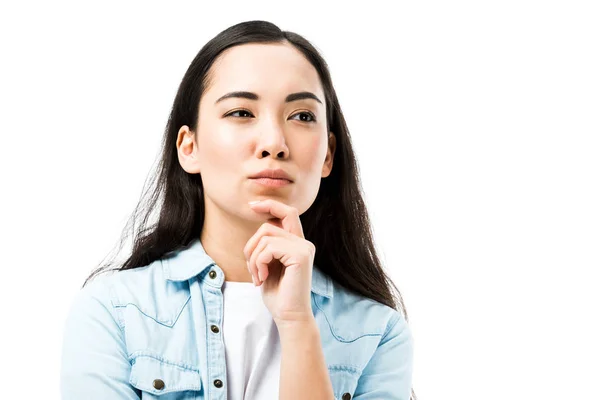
[{"xmin": 190, "ymin": 264, "xmax": 228, "ymax": 399}]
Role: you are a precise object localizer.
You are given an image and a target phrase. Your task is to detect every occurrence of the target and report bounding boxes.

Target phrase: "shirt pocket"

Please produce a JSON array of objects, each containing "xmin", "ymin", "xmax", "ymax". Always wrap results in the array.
[
  {"xmin": 129, "ymin": 354, "xmax": 203, "ymax": 399},
  {"xmin": 329, "ymin": 367, "xmax": 361, "ymax": 400}
]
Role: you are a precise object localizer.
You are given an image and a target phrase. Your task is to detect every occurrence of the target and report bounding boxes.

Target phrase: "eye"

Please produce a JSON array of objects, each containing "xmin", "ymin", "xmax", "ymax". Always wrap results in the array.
[
  {"xmin": 225, "ymin": 109, "xmax": 254, "ymax": 118},
  {"xmin": 290, "ymin": 112, "xmax": 317, "ymax": 123}
]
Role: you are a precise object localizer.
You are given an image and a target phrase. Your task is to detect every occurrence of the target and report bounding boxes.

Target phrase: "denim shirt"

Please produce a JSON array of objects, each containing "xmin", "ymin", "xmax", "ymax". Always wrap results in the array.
[{"xmin": 60, "ymin": 237, "xmax": 414, "ymax": 399}]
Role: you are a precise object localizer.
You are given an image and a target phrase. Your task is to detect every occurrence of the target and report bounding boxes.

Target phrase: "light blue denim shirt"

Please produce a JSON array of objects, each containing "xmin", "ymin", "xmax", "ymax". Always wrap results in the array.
[{"xmin": 60, "ymin": 237, "xmax": 414, "ymax": 399}]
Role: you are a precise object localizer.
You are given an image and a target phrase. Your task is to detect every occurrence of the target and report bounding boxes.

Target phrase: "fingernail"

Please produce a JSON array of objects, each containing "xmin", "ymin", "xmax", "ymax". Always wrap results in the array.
[
  {"xmin": 258, "ymin": 270, "xmax": 264, "ymax": 282},
  {"xmin": 252, "ymin": 275, "xmax": 258, "ymax": 286},
  {"xmin": 248, "ymin": 200, "xmax": 261, "ymax": 205}
]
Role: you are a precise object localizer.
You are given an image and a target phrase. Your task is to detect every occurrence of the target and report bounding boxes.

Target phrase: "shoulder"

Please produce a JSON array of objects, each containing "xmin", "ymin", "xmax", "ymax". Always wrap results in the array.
[
  {"xmin": 77, "ymin": 261, "xmax": 158, "ymax": 304},
  {"xmin": 82, "ymin": 260, "xmax": 191, "ymax": 327}
]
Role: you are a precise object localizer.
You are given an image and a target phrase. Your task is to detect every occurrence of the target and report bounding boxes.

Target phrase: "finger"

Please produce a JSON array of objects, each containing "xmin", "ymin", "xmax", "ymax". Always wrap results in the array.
[
  {"xmin": 243, "ymin": 223, "xmax": 275, "ymax": 263},
  {"xmin": 249, "ymin": 199, "xmax": 304, "ymax": 238},
  {"xmin": 246, "ymin": 259, "xmax": 259, "ymax": 286},
  {"xmin": 255, "ymin": 237, "xmax": 292, "ymax": 284},
  {"xmin": 249, "ymin": 236, "xmax": 270, "ymax": 286},
  {"xmin": 243, "ymin": 222, "xmax": 291, "ymax": 262},
  {"xmin": 256, "ymin": 242, "xmax": 272, "ymax": 284}
]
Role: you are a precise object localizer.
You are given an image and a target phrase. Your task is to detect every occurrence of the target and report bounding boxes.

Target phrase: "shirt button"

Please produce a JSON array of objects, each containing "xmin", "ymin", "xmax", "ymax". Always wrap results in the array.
[
  {"xmin": 342, "ymin": 393, "xmax": 352, "ymax": 400},
  {"xmin": 209, "ymin": 270, "xmax": 217, "ymax": 279},
  {"xmin": 210, "ymin": 324, "xmax": 220, "ymax": 333},
  {"xmin": 152, "ymin": 379, "xmax": 165, "ymax": 390},
  {"xmin": 213, "ymin": 379, "xmax": 223, "ymax": 388}
]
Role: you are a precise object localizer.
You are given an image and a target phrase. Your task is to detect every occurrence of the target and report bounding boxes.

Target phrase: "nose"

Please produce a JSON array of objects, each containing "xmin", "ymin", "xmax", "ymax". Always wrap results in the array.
[{"xmin": 255, "ymin": 121, "xmax": 289, "ymax": 159}]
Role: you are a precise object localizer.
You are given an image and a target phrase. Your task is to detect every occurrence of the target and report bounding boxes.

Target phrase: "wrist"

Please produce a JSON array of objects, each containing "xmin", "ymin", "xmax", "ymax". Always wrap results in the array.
[{"xmin": 275, "ymin": 315, "xmax": 319, "ymax": 339}]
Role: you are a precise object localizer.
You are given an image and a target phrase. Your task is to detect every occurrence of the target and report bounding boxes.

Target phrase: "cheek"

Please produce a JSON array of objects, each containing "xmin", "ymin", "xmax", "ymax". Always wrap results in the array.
[
  {"xmin": 309, "ymin": 136, "xmax": 321, "ymax": 153},
  {"xmin": 303, "ymin": 135, "xmax": 327, "ymax": 168},
  {"xmin": 200, "ymin": 130, "xmax": 244, "ymax": 165},
  {"xmin": 196, "ymin": 133, "xmax": 247, "ymax": 186}
]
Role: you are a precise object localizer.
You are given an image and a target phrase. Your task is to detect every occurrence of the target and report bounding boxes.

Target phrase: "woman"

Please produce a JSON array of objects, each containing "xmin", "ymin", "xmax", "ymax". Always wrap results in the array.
[{"xmin": 60, "ymin": 20, "xmax": 416, "ymax": 400}]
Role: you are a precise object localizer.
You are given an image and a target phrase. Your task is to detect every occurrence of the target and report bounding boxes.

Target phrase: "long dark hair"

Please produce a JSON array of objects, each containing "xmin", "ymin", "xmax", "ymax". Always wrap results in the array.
[{"xmin": 84, "ymin": 20, "xmax": 416, "ymax": 399}]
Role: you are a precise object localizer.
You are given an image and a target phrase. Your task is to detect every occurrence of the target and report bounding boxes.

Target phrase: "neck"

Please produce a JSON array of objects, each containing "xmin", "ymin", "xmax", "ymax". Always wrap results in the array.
[{"xmin": 200, "ymin": 197, "xmax": 263, "ymax": 283}]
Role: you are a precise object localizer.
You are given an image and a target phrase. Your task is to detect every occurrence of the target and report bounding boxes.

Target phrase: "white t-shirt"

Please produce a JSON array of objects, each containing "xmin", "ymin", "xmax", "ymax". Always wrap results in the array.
[{"xmin": 221, "ymin": 281, "xmax": 281, "ymax": 399}]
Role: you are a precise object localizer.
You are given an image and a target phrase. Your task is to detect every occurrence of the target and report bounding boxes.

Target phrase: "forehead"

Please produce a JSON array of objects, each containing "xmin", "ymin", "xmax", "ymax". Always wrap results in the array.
[{"xmin": 204, "ymin": 42, "xmax": 324, "ymax": 103}]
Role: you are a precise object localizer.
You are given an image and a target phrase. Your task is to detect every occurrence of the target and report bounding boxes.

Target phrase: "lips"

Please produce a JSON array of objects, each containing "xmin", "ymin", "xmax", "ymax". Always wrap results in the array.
[
  {"xmin": 249, "ymin": 168, "xmax": 293, "ymax": 182},
  {"xmin": 249, "ymin": 177, "xmax": 291, "ymax": 188}
]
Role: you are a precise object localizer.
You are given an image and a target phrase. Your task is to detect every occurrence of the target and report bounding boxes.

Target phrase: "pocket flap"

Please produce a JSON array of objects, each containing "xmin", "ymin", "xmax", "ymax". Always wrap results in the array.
[{"xmin": 129, "ymin": 355, "xmax": 202, "ymax": 395}]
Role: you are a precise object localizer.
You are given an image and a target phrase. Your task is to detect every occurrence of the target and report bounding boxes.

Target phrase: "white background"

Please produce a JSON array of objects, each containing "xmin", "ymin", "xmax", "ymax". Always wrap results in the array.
[{"xmin": 1, "ymin": 1, "xmax": 598, "ymax": 399}]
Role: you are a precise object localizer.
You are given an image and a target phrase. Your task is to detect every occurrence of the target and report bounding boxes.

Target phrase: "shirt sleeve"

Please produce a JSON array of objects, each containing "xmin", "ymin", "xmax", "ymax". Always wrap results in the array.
[
  {"xmin": 352, "ymin": 311, "xmax": 415, "ymax": 399},
  {"xmin": 60, "ymin": 277, "xmax": 141, "ymax": 400}
]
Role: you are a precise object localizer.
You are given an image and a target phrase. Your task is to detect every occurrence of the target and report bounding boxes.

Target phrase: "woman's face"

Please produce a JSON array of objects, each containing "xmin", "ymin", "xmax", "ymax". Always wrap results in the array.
[{"xmin": 177, "ymin": 42, "xmax": 336, "ymax": 222}]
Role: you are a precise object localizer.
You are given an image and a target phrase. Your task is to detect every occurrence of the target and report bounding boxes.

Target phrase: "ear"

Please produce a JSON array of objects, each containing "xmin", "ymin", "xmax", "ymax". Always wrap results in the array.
[
  {"xmin": 176, "ymin": 125, "xmax": 201, "ymax": 174},
  {"xmin": 321, "ymin": 131, "xmax": 336, "ymax": 178}
]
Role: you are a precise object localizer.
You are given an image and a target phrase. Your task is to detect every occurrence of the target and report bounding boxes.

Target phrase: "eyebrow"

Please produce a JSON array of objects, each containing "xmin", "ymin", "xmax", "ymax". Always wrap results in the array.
[{"xmin": 215, "ymin": 91, "xmax": 323, "ymax": 105}]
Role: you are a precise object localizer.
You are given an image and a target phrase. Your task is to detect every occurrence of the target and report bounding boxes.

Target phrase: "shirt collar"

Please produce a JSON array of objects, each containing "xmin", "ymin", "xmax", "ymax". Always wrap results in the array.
[{"xmin": 162, "ymin": 237, "xmax": 333, "ymax": 299}]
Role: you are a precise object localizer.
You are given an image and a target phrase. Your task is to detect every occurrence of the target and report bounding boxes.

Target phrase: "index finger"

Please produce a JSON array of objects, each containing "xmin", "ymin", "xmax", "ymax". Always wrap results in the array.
[{"xmin": 249, "ymin": 199, "xmax": 304, "ymax": 238}]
